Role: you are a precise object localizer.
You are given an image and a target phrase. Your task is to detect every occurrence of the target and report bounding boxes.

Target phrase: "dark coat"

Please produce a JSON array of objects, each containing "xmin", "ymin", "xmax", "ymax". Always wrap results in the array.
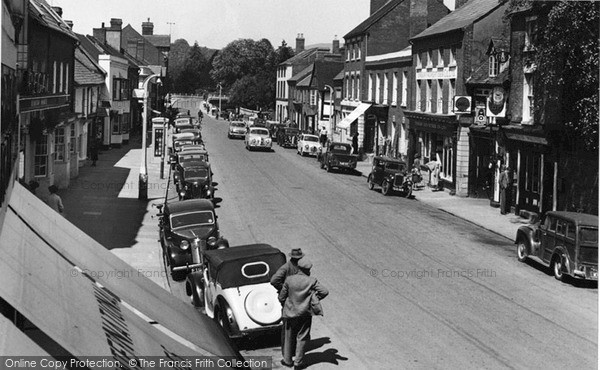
[
  {"xmin": 270, "ymin": 260, "xmax": 299, "ymax": 292},
  {"xmin": 278, "ymin": 271, "xmax": 328, "ymax": 318}
]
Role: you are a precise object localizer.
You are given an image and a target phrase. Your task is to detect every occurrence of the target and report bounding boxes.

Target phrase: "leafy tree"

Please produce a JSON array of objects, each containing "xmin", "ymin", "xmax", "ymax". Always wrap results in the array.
[{"xmin": 166, "ymin": 39, "xmax": 190, "ymax": 92}]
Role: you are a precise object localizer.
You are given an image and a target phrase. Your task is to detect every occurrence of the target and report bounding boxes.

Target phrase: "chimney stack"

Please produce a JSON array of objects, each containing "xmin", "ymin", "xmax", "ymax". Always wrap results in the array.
[
  {"xmin": 65, "ymin": 20, "xmax": 73, "ymax": 29},
  {"xmin": 51, "ymin": 6, "xmax": 63, "ymax": 17},
  {"xmin": 93, "ymin": 24, "xmax": 106, "ymax": 44},
  {"xmin": 332, "ymin": 36, "xmax": 340, "ymax": 54},
  {"xmin": 296, "ymin": 33, "xmax": 305, "ymax": 53},
  {"xmin": 142, "ymin": 18, "xmax": 154, "ymax": 35},
  {"xmin": 110, "ymin": 18, "xmax": 122, "ymax": 30}
]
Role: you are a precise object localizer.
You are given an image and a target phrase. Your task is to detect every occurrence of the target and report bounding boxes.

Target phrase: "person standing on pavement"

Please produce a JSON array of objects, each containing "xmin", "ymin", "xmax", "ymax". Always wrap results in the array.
[
  {"xmin": 90, "ymin": 139, "xmax": 99, "ymax": 167},
  {"xmin": 319, "ymin": 126, "xmax": 328, "ymax": 147},
  {"xmin": 278, "ymin": 258, "xmax": 328, "ymax": 370},
  {"xmin": 47, "ymin": 185, "xmax": 64, "ymax": 214},
  {"xmin": 351, "ymin": 132, "xmax": 359, "ymax": 155},
  {"xmin": 499, "ymin": 165, "xmax": 510, "ymax": 214}
]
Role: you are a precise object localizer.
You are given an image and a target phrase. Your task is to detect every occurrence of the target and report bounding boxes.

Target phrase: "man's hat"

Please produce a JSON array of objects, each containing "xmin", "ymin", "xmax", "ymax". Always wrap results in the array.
[
  {"xmin": 289, "ymin": 248, "xmax": 304, "ymax": 259},
  {"xmin": 298, "ymin": 258, "xmax": 312, "ymax": 270}
]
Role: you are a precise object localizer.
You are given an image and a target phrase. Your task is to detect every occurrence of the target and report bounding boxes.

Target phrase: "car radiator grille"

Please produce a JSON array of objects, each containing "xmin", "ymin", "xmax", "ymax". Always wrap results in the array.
[{"xmin": 393, "ymin": 174, "xmax": 404, "ymax": 187}]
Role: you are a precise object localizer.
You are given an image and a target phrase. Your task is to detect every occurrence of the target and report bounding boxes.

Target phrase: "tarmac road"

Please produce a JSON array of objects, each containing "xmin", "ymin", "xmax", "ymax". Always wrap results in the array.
[{"xmin": 196, "ymin": 114, "xmax": 597, "ymax": 369}]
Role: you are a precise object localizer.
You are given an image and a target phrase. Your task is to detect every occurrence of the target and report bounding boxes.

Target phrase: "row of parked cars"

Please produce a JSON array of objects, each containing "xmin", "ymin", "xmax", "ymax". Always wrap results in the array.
[{"xmin": 157, "ymin": 113, "xmax": 288, "ymax": 339}]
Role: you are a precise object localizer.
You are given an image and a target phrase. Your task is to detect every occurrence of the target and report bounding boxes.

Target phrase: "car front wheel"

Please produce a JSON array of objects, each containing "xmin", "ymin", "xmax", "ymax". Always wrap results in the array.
[
  {"xmin": 552, "ymin": 255, "xmax": 565, "ymax": 281},
  {"xmin": 516, "ymin": 238, "xmax": 529, "ymax": 262},
  {"xmin": 368, "ymin": 174, "xmax": 374, "ymax": 190},
  {"xmin": 214, "ymin": 305, "xmax": 231, "ymax": 337},
  {"xmin": 382, "ymin": 180, "xmax": 391, "ymax": 196}
]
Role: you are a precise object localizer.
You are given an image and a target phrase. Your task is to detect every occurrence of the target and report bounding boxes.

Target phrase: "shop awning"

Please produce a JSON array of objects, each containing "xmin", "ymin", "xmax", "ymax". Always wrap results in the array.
[
  {"xmin": 0, "ymin": 315, "xmax": 51, "ymax": 356},
  {"xmin": 337, "ymin": 102, "xmax": 371, "ymax": 129},
  {"xmin": 505, "ymin": 132, "xmax": 548, "ymax": 145},
  {"xmin": 0, "ymin": 183, "xmax": 239, "ymax": 362}
]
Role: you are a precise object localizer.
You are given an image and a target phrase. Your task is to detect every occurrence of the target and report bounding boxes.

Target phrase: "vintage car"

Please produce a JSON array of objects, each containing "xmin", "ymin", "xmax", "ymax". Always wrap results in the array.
[
  {"xmin": 367, "ymin": 156, "xmax": 413, "ymax": 197},
  {"xmin": 172, "ymin": 132, "xmax": 203, "ymax": 153},
  {"xmin": 174, "ymin": 161, "xmax": 214, "ymax": 201},
  {"xmin": 174, "ymin": 115, "xmax": 196, "ymax": 132},
  {"xmin": 186, "ymin": 244, "xmax": 286, "ymax": 338},
  {"xmin": 227, "ymin": 121, "xmax": 247, "ymax": 139},
  {"xmin": 157, "ymin": 199, "xmax": 228, "ymax": 280},
  {"xmin": 319, "ymin": 142, "xmax": 358, "ymax": 172},
  {"xmin": 515, "ymin": 211, "xmax": 598, "ymax": 281},
  {"xmin": 297, "ymin": 134, "xmax": 321, "ymax": 156},
  {"xmin": 267, "ymin": 121, "xmax": 284, "ymax": 139},
  {"xmin": 244, "ymin": 127, "xmax": 272, "ymax": 151},
  {"xmin": 277, "ymin": 127, "xmax": 299, "ymax": 148}
]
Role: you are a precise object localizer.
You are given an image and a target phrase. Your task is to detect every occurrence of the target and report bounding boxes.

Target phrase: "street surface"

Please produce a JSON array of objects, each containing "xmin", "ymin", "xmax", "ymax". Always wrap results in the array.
[{"xmin": 63, "ymin": 111, "xmax": 597, "ymax": 369}]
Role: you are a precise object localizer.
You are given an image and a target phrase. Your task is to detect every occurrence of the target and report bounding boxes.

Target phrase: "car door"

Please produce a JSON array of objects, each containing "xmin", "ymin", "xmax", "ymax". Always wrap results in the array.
[
  {"xmin": 204, "ymin": 263, "xmax": 215, "ymax": 313},
  {"xmin": 372, "ymin": 159, "xmax": 385, "ymax": 185},
  {"xmin": 541, "ymin": 216, "xmax": 558, "ymax": 262}
]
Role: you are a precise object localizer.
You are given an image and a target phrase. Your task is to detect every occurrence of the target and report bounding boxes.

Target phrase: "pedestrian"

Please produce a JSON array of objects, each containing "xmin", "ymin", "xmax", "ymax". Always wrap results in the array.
[
  {"xmin": 499, "ymin": 165, "xmax": 510, "ymax": 214},
  {"xmin": 28, "ymin": 180, "xmax": 39, "ymax": 195},
  {"xmin": 90, "ymin": 140, "xmax": 99, "ymax": 167},
  {"xmin": 351, "ymin": 132, "xmax": 359, "ymax": 155},
  {"xmin": 278, "ymin": 258, "xmax": 328, "ymax": 369},
  {"xmin": 319, "ymin": 126, "xmax": 328, "ymax": 147},
  {"xmin": 47, "ymin": 185, "xmax": 64, "ymax": 214}
]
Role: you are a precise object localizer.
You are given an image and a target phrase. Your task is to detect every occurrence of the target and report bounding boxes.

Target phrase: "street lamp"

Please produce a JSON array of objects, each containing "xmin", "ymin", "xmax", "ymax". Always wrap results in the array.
[
  {"xmin": 139, "ymin": 73, "xmax": 162, "ymax": 200},
  {"xmin": 324, "ymin": 84, "xmax": 334, "ymax": 140}
]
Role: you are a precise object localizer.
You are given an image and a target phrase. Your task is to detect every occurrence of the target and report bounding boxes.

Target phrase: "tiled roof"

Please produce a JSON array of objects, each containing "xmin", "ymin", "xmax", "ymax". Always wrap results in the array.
[
  {"xmin": 144, "ymin": 34, "xmax": 171, "ymax": 49},
  {"xmin": 29, "ymin": 0, "xmax": 77, "ymax": 40},
  {"xmin": 280, "ymin": 47, "xmax": 326, "ymax": 66},
  {"xmin": 333, "ymin": 70, "xmax": 345, "ymax": 81},
  {"xmin": 466, "ymin": 60, "xmax": 509, "ymax": 86},
  {"xmin": 288, "ymin": 64, "xmax": 314, "ymax": 83},
  {"xmin": 312, "ymin": 60, "xmax": 344, "ymax": 90},
  {"xmin": 344, "ymin": 0, "xmax": 400, "ymax": 39},
  {"xmin": 74, "ymin": 48, "xmax": 105, "ymax": 86},
  {"xmin": 411, "ymin": 0, "xmax": 501, "ymax": 40}
]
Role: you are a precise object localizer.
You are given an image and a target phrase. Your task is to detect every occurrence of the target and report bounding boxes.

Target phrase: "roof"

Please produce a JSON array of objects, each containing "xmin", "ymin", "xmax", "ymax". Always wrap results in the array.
[
  {"xmin": 29, "ymin": 0, "xmax": 77, "ymax": 40},
  {"xmin": 122, "ymin": 24, "xmax": 165, "ymax": 66},
  {"xmin": 204, "ymin": 244, "xmax": 283, "ymax": 268},
  {"xmin": 545, "ymin": 211, "xmax": 598, "ymax": 227},
  {"xmin": 412, "ymin": 0, "xmax": 501, "ymax": 40},
  {"xmin": 312, "ymin": 60, "xmax": 344, "ymax": 90},
  {"xmin": 345, "ymin": 0, "xmax": 401, "ymax": 39},
  {"xmin": 466, "ymin": 60, "xmax": 509, "ymax": 86},
  {"xmin": 333, "ymin": 70, "xmax": 345, "ymax": 81},
  {"xmin": 165, "ymin": 199, "xmax": 214, "ymax": 214},
  {"xmin": 289, "ymin": 64, "xmax": 314, "ymax": 83},
  {"xmin": 74, "ymin": 47, "xmax": 106, "ymax": 86},
  {"xmin": 144, "ymin": 34, "xmax": 171, "ymax": 49},
  {"xmin": 280, "ymin": 47, "xmax": 326, "ymax": 66}
]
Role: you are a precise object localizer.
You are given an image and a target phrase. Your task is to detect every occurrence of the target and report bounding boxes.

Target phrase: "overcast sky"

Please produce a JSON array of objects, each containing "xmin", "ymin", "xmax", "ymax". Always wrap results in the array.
[{"xmin": 54, "ymin": 0, "xmax": 455, "ymax": 50}]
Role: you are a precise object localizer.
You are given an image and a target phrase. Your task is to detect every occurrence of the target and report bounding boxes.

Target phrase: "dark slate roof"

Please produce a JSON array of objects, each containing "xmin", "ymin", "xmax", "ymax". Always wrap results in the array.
[
  {"xmin": 412, "ymin": 0, "xmax": 500, "ymax": 40},
  {"xmin": 74, "ymin": 43, "xmax": 105, "ymax": 86},
  {"xmin": 122, "ymin": 25, "xmax": 162, "ymax": 65},
  {"xmin": 84, "ymin": 35, "xmax": 141, "ymax": 68},
  {"xmin": 29, "ymin": 0, "xmax": 77, "ymax": 40},
  {"xmin": 312, "ymin": 60, "xmax": 344, "ymax": 90},
  {"xmin": 144, "ymin": 34, "xmax": 171, "ymax": 49},
  {"xmin": 333, "ymin": 70, "xmax": 345, "ymax": 81},
  {"xmin": 288, "ymin": 64, "xmax": 314, "ymax": 83},
  {"xmin": 344, "ymin": 0, "xmax": 401, "ymax": 39},
  {"xmin": 280, "ymin": 47, "xmax": 326, "ymax": 66},
  {"xmin": 465, "ymin": 60, "xmax": 509, "ymax": 86}
]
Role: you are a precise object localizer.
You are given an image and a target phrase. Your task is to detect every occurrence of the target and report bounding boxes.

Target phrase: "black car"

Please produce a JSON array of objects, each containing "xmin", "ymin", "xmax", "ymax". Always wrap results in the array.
[
  {"xmin": 319, "ymin": 142, "xmax": 358, "ymax": 172},
  {"xmin": 157, "ymin": 199, "xmax": 228, "ymax": 280},
  {"xmin": 174, "ymin": 161, "xmax": 214, "ymax": 200},
  {"xmin": 277, "ymin": 127, "xmax": 300, "ymax": 148},
  {"xmin": 367, "ymin": 156, "xmax": 413, "ymax": 197}
]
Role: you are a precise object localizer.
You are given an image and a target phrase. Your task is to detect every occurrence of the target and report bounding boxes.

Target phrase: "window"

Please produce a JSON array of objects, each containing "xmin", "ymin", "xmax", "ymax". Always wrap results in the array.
[
  {"xmin": 437, "ymin": 48, "xmax": 444, "ymax": 67},
  {"xmin": 34, "ymin": 135, "xmax": 48, "ymax": 177},
  {"xmin": 52, "ymin": 61, "xmax": 57, "ymax": 93},
  {"xmin": 352, "ymin": 44, "xmax": 356, "ymax": 60},
  {"xmin": 70, "ymin": 124, "xmax": 76, "ymax": 154},
  {"xmin": 416, "ymin": 53, "xmax": 422, "ymax": 68},
  {"xmin": 525, "ymin": 16, "xmax": 538, "ymax": 49},
  {"xmin": 112, "ymin": 114, "xmax": 121, "ymax": 134},
  {"xmin": 356, "ymin": 74, "xmax": 360, "ymax": 100},
  {"xmin": 122, "ymin": 113, "xmax": 130, "ymax": 134},
  {"xmin": 449, "ymin": 47, "xmax": 456, "ymax": 66},
  {"xmin": 436, "ymin": 80, "xmax": 443, "ymax": 113},
  {"xmin": 566, "ymin": 222, "xmax": 576, "ymax": 240},
  {"xmin": 416, "ymin": 80, "xmax": 422, "ymax": 111},
  {"xmin": 65, "ymin": 63, "xmax": 69, "ymax": 93},
  {"xmin": 523, "ymin": 74, "xmax": 534, "ymax": 122},
  {"xmin": 345, "ymin": 75, "xmax": 350, "ymax": 99},
  {"xmin": 357, "ymin": 42, "xmax": 361, "ymax": 60},
  {"xmin": 368, "ymin": 74, "xmax": 373, "ymax": 102},
  {"xmin": 448, "ymin": 79, "xmax": 456, "ymax": 113},
  {"xmin": 112, "ymin": 79, "xmax": 119, "ymax": 100},
  {"xmin": 426, "ymin": 50, "xmax": 433, "ymax": 68},
  {"xmin": 401, "ymin": 71, "xmax": 408, "ymax": 107},
  {"xmin": 59, "ymin": 62, "xmax": 63, "ymax": 92},
  {"xmin": 351, "ymin": 76, "xmax": 355, "ymax": 100},
  {"xmin": 425, "ymin": 80, "xmax": 432, "ymax": 112},
  {"xmin": 383, "ymin": 73, "xmax": 389, "ymax": 105},
  {"xmin": 310, "ymin": 90, "xmax": 317, "ymax": 106},
  {"xmin": 375, "ymin": 74, "xmax": 381, "ymax": 104},
  {"xmin": 392, "ymin": 72, "xmax": 398, "ymax": 105},
  {"xmin": 489, "ymin": 55, "xmax": 499, "ymax": 77},
  {"xmin": 55, "ymin": 128, "xmax": 66, "ymax": 161},
  {"xmin": 346, "ymin": 48, "xmax": 351, "ymax": 61}
]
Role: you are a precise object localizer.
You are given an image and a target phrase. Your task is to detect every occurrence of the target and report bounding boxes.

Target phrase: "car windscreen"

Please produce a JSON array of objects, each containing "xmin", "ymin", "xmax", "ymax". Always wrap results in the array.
[
  {"xmin": 285, "ymin": 129, "xmax": 299, "ymax": 134},
  {"xmin": 250, "ymin": 128, "xmax": 269, "ymax": 135},
  {"xmin": 231, "ymin": 122, "xmax": 245, "ymax": 127},
  {"xmin": 180, "ymin": 154, "xmax": 207, "ymax": 162},
  {"xmin": 170, "ymin": 211, "xmax": 214, "ymax": 229},
  {"xmin": 386, "ymin": 163, "xmax": 405, "ymax": 171},
  {"xmin": 579, "ymin": 227, "xmax": 598, "ymax": 246},
  {"xmin": 330, "ymin": 144, "xmax": 350, "ymax": 153},
  {"xmin": 303, "ymin": 136, "xmax": 319, "ymax": 142},
  {"xmin": 184, "ymin": 168, "xmax": 208, "ymax": 179}
]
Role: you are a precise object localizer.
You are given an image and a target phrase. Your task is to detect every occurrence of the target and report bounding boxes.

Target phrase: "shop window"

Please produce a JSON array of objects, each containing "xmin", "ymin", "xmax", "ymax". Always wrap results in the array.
[
  {"xmin": 55, "ymin": 128, "xmax": 66, "ymax": 161},
  {"xmin": 34, "ymin": 135, "xmax": 48, "ymax": 177}
]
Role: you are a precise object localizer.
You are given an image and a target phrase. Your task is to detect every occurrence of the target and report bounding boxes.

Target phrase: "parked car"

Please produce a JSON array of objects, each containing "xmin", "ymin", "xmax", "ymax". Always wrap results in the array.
[
  {"xmin": 157, "ymin": 199, "xmax": 227, "ymax": 280},
  {"xmin": 319, "ymin": 142, "xmax": 358, "ymax": 172},
  {"xmin": 268, "ymin": 122, "xmax": 285, "ymax": 139},
  {"xmin": 174, "ymin": 116, "xmax": 195, "ymax": 132},
  {"xmin": 297, "ymin": 134, "xmax": 321, "ymax": 156},
  {"xmin": 244, "ymin": 127, "xmax": 272, "ymax": 151},
  {"xmin": 175, "ymin": 161, "xmax": 214, "ymax": 201},
  {"xmin": 367, "ymin": 156, "xmax": 413, "ymax": 197},
  {"xmin": 186, "ymin": 244, "xmax": 286, "ymax": 338},
  {"xmin": 170, "ymin": 149, "xmax": 209, "ymax": 171},
  {"xmin": 172, "ymin": 132, "xmax": 203, "ymax": 153},
  {"xmin": 277, "ymin": 127, "xmax": 299, "ymax": 148},
  {"xmin": 515, "ymin": 211, "xmax": 598, "ymax": 281},
  {"xmin": 228, "ymin": 121, "xmax": 247, "ymax": 139}
]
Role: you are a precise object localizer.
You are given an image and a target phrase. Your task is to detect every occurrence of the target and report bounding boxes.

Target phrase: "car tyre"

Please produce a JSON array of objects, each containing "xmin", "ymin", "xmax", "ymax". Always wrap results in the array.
[
  {"xmin": 402, "ymin": 184, "xmax": 413, "ymax": 198},
  {"xmin": 367, "ymin": 174, "xmax": 374, "ymax": 190},
  {"xmin": 214, "ymin": 305, "xmax": 231, "ymax": 337},
  {"xmin": 552, "ymin": 255, "xmax": 565, "ymax": 281},
  {"xmin": 516, "ymin": 238, "xmax": 529, "ymax": 262},
  {"xmin": 326, "ymin": 162, "xmax": 332, "ymax": 172},
  {"xmin": 382, "ymin": 180, "xmax": 391, "ymax": 196}
]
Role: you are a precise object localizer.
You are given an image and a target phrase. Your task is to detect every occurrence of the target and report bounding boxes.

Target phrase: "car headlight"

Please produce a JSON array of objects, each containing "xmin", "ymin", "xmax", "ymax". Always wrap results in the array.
[
  {"xmin": 180, "ymin": 240, "xmax": 190, "ymax": 250},
  {"xmin": 207, "ymin": 236, "xmax": 217, "ymax": 246},
  {"xmin": 318, "ymin": 146, "xmax": 322, "ymax": 151},
  {"xmin": 305, "ymin": 144, "xmax": 309, "ymax": 149}
]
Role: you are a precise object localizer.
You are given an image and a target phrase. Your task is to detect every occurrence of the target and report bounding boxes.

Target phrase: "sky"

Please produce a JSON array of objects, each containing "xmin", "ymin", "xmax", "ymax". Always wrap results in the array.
[{"xmin": 53, "ymin": 0, "xmax": 455, "ymax": 50}]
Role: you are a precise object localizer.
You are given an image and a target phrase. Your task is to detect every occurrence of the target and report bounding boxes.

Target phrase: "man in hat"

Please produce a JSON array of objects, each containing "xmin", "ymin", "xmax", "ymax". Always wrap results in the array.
[{"xmin": 279, "ymin": 258, "xmax": 329, "ymax": 369}]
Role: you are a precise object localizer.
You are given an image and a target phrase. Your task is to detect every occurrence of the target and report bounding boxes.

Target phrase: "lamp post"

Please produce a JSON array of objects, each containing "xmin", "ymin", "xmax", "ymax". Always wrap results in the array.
[
  {"xmin": 324, "ymin": 84, "xmax": 334, "ymax": 141},
  {"xmin": 139, "ymin": 73, "xmax": 162, "ymax": 200}
]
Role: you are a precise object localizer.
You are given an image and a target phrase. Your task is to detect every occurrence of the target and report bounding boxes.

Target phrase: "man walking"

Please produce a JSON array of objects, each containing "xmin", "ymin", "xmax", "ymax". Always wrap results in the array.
[
  {"xmin": 279, "ymin": 258, "xmax": 329, "ymax": 369},
  {"xmin": 319, "ymin": 126, "xmax": 328, "ymax": 147},
  {"xmin": 499, "ymin": 165, "xmax": 510, "ymax": 214}
]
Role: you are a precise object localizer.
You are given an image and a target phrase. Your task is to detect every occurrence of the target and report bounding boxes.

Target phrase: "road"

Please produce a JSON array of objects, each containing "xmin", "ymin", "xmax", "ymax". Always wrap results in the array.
[{"xmin": 189, "ymin": 114, "xmax": 597, "ymax": 369}]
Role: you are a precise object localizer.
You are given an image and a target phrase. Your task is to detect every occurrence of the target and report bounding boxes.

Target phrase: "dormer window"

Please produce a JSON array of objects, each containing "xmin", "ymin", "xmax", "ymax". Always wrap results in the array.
[{"xmin": 489, "ymin": 54, "xmax": 499, "ymax": 77}]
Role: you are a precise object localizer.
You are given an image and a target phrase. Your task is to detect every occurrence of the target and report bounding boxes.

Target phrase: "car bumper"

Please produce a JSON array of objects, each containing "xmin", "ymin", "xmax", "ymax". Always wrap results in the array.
[
  {"xmin": 330, "ymin": 162, "xmax": 357, "ymax": 169},
  {"xmin": 229, "ymin": 132, "xmax": 245, "ymax": 138},
  {"xmin": 249, "ymin": 143, "xmax": 272, "ymax": 149},
  {"xmin": 232, "ymin": 322, "xmax": 282, "ymax": 338}
]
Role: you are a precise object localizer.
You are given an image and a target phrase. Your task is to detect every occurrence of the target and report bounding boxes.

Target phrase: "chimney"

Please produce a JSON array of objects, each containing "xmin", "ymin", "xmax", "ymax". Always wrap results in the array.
[
  {"xmin": 142, "ymin": 18, "xmax": 154, "ymax": 35},
  {"xmin": 65, "ymin": 20, "xmax": 73, "ymax": 29},
  {"xmin": 370, "ymin": 0, "xmax": 388, "ymax": 15},
  {"xmin": 296, "ymin": 33, "xmax": 305, "ymax": 53},
  {"xmin": 409, "ymin": 0, "xmax": 428, "ymax": 39},
  {"xmin": 110, "ymin": 18, "xmax": 122, "ymax": 30},
  {"xmin": 332, "ymin": 36, "xmax": 340, "ymax": 54},
  {"xmin": 51, "ymin": 6, "xmax": 63, "ymax": 17},
  {"xmin": 93, "ymin": 24, "xmax": 106, "ymax": 44},
  {"xmin": 454, "ymin": 0, "xmax": 470, "ymax": 10}
]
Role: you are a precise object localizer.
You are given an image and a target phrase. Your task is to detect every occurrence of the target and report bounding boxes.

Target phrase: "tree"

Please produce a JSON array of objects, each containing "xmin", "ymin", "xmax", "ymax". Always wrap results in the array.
[{"xmin": 167, "ymin": 39, "xmax": 190, "ymax": 92}]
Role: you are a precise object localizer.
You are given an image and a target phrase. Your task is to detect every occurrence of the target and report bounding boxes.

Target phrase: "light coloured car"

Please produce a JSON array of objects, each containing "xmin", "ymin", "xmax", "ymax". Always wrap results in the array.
[
  {"xmin": 228, "ymin": 121, "xmax": 247, "ymax": 139},
  {"xmin": 297, "ymin": 133, "xmax": 321, "ymax": 156},
  {"xmin": 186, "ymin": 244, "xmax": 286, "ymax": 338},
  {"xmin": 244, "ymin": 127, "xmax": 272, "ymax": 151}
]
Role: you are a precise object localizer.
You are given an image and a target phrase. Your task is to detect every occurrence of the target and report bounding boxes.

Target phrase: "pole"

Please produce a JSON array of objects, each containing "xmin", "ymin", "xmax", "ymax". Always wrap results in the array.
[
  {"xmin": 324, "ymin": 84, "xmax": 334, "ymax": 141},
  {"xmin": 218, "ymin": 84, "xmax": 222, "ymax": 120},
  {"xmin": 139, "ymin": 73, "xmax": 161, "ymax": 200}
]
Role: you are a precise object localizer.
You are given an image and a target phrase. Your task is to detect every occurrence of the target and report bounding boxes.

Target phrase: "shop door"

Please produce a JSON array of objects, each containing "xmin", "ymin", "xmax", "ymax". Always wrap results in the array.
[
  {"xmin": 364, "ymin": 116, "xmax": 376, "ymax": 153},
  {"xmin": 519, "ymin": 152, "xmax": 541, "ymax": 213}
]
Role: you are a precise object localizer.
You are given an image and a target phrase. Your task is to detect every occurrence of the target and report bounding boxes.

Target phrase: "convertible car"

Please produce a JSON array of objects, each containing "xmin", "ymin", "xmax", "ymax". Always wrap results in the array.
[{"xmin": 186, "ymin": 244, "xmax": 286, "ymax": 338}]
